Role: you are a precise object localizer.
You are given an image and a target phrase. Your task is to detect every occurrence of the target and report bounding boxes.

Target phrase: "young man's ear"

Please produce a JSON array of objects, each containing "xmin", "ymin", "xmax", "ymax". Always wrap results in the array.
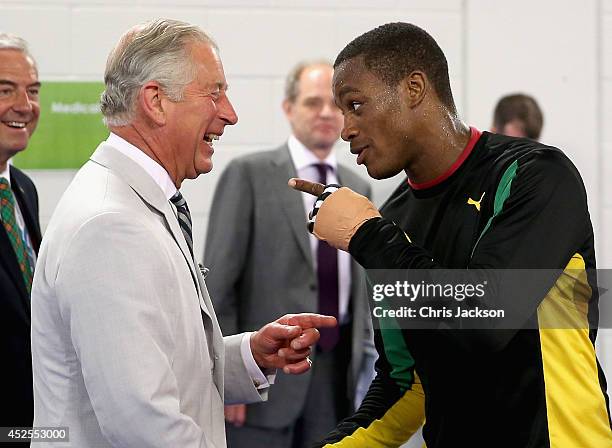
[
  {"xmin": 399, "ymin": 71, "xmax": 427, "ymax": 109},
  {"xmin": 139, "ymin": 81, "xmax": 166, "ymax": 125}
]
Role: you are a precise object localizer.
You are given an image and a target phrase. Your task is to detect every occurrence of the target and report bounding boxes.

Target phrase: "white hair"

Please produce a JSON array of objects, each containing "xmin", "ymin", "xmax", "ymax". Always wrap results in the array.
[
  {"xmin": 100, "ymin": 18, "xmax": 216, "ymax": 127},
  {"xmin": 0, "ymin": 33, "xmax": 37, "ymax": 71}
]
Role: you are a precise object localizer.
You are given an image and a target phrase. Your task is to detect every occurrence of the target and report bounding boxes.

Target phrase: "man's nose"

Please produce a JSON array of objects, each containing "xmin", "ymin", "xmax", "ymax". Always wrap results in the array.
[
  {"xmin": 219, "ymin": 95, "xmax": 238, "ymax": 126},
  {"xmin": 340, "ymin": 117, "xmax": 358, "ymax": 142},
  {"xmin": 12, "ymin": 89, "xmax": 33, "ymax": 114},
  {"xmin": 319, "ymin": 101, "xmax": 338, "ymax": 118}
]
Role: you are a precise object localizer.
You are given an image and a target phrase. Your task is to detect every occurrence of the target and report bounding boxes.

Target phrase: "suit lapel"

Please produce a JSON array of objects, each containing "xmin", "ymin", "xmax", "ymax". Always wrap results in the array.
[
  {"xmin": 195, "ymin": 267, "xmax": 224, "ymax": 394},
  {"xmin": 0, "ymin": 169, "xmax": 37, "ymax": 316},
  {"xmin": 90, "ymin": 143, "xmax": 212, "ymax": 320},
  {"xmin": 270, "ymin": 146, "xmax": 313, "ymax": 266},
  {"xmin": 10, "ymin": 168, "xmax": 42, "ymax": 252},
  {"xmin": 337, "ymin": 165, "xmax": 354, "ymax": 191},
  {"xmin": 0, "ymin": 222, "xmax": 30, "ymax": 320}
]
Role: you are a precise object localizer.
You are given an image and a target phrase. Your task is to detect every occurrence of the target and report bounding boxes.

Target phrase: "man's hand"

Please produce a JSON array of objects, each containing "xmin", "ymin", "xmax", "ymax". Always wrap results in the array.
[
  {"xmin": 250, "ymin": 313, "xmax": 337, "ymax": 374},
  {"xmin": 224, "ymin": 404, "xmax": 247, "ymax": 427},
  {"xmin": 288, "ymin": 178, "xmax": 326, "ymax": 196},
  {"xmin": 288, "ymin": 178, "xmax": 381, "ymax": 251}
]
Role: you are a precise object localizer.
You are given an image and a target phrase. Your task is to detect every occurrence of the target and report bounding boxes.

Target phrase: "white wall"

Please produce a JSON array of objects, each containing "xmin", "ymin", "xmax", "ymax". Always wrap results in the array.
[
  {"xmin": 0, "ymin": 0, "xmax": 468, "ymax": 249},
  {"xmin": 2, "ymin": 1, "xmax": 610, "ymax": 442},
  {"xmin": 599, "ymin": 0, "xmax": 612, "ymax": 389}
]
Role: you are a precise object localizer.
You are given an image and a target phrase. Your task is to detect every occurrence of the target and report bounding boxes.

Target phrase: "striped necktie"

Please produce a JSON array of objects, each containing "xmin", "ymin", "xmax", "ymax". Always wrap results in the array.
[
  {"xmin": 170, "ymin": 191, "xmax": 194, "ymax": 260},
  {"xmin": 0, "ymin": 177, "xmax": 33, "ymax": 292}
]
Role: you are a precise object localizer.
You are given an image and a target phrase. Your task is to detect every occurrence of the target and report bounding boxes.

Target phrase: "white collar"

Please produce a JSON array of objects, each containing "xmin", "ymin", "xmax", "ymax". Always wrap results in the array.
[
  {"xmin": 287, "ymin": 134, "xmax": 338, "ymax": 171},
  {"xmin": 106, "ymin": 133, "xmax": 178, "ymax": 200},
  {"xmin": 0, "ymin": 162, "xmax": 10, "ymax": 186}
]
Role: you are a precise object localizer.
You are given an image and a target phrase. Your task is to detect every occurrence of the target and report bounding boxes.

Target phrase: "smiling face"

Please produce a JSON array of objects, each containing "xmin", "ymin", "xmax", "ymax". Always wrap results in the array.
[
  {"xmin": 0, "ymin": 49, "xmax": 40, "ymax": 170},
  {"xmin": 333, "ymin": 57, "xmax": 416, "ymax": 180},
  {"xmin": 283, "ymin": 64, "xmax": 343, "ymax": 159},
  {"xmin": 160, "ymin": 41, "xmax": 237, "ymax": 184}
]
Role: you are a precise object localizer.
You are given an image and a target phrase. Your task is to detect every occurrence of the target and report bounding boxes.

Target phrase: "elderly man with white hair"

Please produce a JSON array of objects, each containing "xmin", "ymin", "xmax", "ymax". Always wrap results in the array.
[{"xmin": 31, "ymin": 19, "xmax": 335, "ymax": 447}]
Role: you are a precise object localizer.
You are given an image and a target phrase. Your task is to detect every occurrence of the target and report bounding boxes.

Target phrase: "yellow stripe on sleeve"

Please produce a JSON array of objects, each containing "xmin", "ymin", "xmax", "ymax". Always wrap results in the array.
[
  {"xmin": 538, "ymin": 254, "xmax": 612, "ymax": 447},
  {"xmin": 324, "ymin": 374, "xmax": 426, "ymax": 448}
]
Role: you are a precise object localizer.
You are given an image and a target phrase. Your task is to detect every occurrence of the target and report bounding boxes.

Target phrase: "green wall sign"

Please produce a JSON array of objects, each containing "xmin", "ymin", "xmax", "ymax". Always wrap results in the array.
[{"xmin": 13, "ymin": 81, "xmax": 108, "ymax": 169}]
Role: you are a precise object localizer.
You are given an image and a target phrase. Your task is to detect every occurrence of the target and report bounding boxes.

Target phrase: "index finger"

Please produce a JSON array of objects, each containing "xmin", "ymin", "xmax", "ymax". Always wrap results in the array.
[
  {"xmin": 281, "ymin": 313, "xmax": 338, "ymax": 329},
  {"xmin": 288, "ymin": 178, "xmax": 325, "ymax": 197}
]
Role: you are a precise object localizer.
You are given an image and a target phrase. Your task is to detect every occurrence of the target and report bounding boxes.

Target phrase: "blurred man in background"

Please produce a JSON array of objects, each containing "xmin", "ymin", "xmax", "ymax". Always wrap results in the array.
[
  {"xmin": 0, "ymin": 33, "xmax": 42, "ymax": 435},
  {"xmin": 491, "ymin": 93, "xmax": 543, "ymax": 140},
  {"xmin": 205, "ymin": 60, "xmax": 375, "ymax": 448}
]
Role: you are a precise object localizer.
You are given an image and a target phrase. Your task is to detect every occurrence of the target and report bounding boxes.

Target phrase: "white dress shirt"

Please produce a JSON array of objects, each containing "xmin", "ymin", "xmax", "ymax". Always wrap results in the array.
[
  {"xmin": 287, "ymin": 134, "xmax": 351, "ymax": 324},
  {"xmin": 106, "ymin": 133, "xmax": 271, "ymax": 389}
]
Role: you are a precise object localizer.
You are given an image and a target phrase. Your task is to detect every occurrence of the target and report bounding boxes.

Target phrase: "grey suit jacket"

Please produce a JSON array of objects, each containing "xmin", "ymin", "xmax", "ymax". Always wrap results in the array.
[
  {"xmin": 31, "ymin": 143, "xmax": 265, "ymax": 447},
  {"xmin": 204, "ymin": 145, "xmax": 373, "ymax": 428}
]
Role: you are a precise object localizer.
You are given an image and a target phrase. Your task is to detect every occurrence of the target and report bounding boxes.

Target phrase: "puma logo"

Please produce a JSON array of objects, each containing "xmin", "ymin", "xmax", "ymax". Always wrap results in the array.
[{"xmin": 467, "ymin": 192, "xmax": 485, "ymax": 212}]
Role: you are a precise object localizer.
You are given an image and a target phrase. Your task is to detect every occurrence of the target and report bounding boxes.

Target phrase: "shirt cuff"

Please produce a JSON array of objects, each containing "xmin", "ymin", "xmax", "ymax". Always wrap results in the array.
[{"xmin": 240, "ymin": 332, "xmax": 276, "ymax": 389}]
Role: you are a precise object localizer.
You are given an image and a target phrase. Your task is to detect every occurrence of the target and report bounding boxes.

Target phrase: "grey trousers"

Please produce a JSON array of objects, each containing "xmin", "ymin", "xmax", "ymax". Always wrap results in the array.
[{"xmin": 225, "ymin": 350, "xmax": 344, "ymax": 448}]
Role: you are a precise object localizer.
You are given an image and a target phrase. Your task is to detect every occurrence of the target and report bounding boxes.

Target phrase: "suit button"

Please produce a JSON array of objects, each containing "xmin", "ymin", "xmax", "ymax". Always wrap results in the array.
[{"xmin": 309, "ymin": 284, "xmax": 316, "ymax": 291}]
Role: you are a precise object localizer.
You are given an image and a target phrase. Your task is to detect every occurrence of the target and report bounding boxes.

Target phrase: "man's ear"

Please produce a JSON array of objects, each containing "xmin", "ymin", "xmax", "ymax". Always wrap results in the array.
[
  {"xmin": 398, "ymin": 71, "xmax": 427, "ymax": 109},
  {"xmin": 139, "ymin": 81, "xmax": 166, "ymax": 125},
  {"xmin": 282, "ymin": 98, "xmax": 293, "ymax": 120}
]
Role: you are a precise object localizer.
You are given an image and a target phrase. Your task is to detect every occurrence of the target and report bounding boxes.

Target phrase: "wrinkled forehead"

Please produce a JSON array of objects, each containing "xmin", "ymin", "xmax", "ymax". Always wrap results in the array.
[
  {"xmin": 0, "ymin": 49, "xmax": 39, "ymax": 80},
  {"xmin": 191, "ymin": 42, "xmax": 227, "ymax": 87}
]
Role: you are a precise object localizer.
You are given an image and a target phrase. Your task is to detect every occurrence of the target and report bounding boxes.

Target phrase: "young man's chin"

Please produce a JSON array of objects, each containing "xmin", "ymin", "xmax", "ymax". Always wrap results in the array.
[{"xmin": 366, "ymin": 163, "xmax": 400, "ymax": 181}]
